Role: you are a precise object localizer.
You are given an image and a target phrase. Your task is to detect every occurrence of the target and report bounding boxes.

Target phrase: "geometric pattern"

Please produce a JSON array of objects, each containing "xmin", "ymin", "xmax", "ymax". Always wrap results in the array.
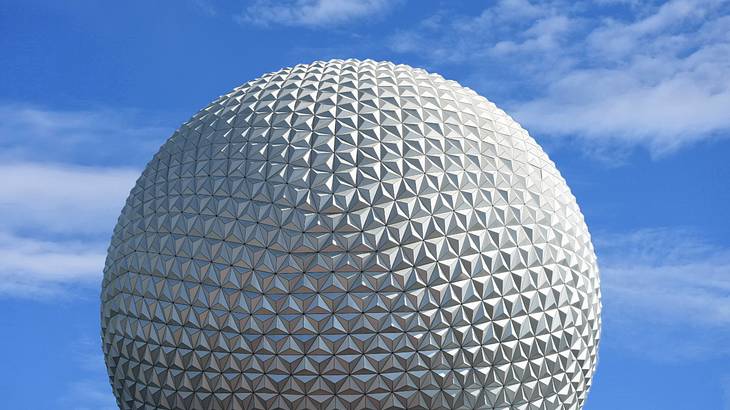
[{"xmin": 101, "ymin": 59, "xmax": 601, "ymax": 410}]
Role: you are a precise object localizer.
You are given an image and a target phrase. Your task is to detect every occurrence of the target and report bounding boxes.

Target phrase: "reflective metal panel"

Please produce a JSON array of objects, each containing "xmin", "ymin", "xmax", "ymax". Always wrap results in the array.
[{"xmin": 101, "ymin": 59, "xmax": 601, "ymax": 410}]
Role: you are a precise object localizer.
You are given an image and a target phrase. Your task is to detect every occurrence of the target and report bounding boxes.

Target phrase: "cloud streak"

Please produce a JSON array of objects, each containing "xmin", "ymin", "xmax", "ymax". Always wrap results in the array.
[
  {"xmin": 0, "ymin": 103, "xmax": 167, "ymax": 166},
  {"xmin": 0, "ymin": 104, "xmax": 154, "ymax": 297},
  {"xmin": 58, "ymin": 337, "xmax": 117, "ymax": 410},
  {"xmin": 238, "ymin": 0, "xmax": 396, "ymax": 28},
  {"xmin": 0, "ymin": 162, "xmax": 137, "ymax": 297},
  {"xmin": 389, "ymin": 0, "xmax": 730, "ymax": 156},
  {"xmin": 0, "ymin": 162, "xmax": 138, "ymax": 235},
  {"xmin": 597, "ymin": 228, "xmax": 730, "ymax": 360},
  {"xmin": 0, "ymin": 231, "xmax": 107, "ymax": 297}
]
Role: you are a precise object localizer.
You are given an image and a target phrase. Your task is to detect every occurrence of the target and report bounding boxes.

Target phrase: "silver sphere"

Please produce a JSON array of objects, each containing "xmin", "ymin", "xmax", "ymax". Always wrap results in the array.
[{"xmin": 101, "ymin": 59, "xmax": 601, "ymax": 410}]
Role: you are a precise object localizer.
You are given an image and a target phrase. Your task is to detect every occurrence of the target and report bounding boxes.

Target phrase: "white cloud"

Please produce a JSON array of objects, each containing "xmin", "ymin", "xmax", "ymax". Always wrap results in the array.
[
  {"xmin": 190, "ymin": 0, "xmax": 217, "ymax": 16},
  {"xmin": 586, "ymin": 0, "xmax": 711, "ymax": 58},
  {"xmin": 0, "ymin": 104, "xmax": 153, "ymax": 298},
  {"xmin": 391, "ymin": 0, "xmax": 573, "ymax": 63},
  {"xmin": 0, "ymin": 231, "xmax": 107, "ymax": 297},
  {"xmin": 238, "ymin": 0, "xmax": 395, "ymax": 28},
  {"xmin": 599, "ymin": 229, "xmax": 730, "ymax": 326},
  {"xmin": 514, "ymin": 0, "xmax": 730, "ymax": 155},
  {"xmin": 61, "ymin": 380, "xmax": 117, "ymax": 410},
  {"xmin": 58, "ymin": 337, "xmax": 117, "ymax": 410},
  {"xmin": 0, "ymin": 162, "xmax": 138, "ymax": 235},
  {"xmin": 493, "ymin": 15, "xmax": 573, "ymax": 55},
  {"xmin": 389, "ymin": 0, "xmax": 730, "ymax": 155},
  {"xmin": 513, "ymin": 43, "xmax": 730, "ymax": 155},
  {"xmin": 0, "ymin": 162, "xmax": 138, "ymax": 297},
  {"xmin": 0, "ymin": 103, "xmax": 167, "ymax": 166},
  {"xmin": 597, "ymin": 228, "xmax": 730, "ymax": 360}
]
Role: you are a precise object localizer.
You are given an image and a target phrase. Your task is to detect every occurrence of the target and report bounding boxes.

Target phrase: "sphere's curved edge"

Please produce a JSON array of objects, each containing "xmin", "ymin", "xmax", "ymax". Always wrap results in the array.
[{"xmin": 101, "ymin": 58, "xmax": 601, "ymax": 410}]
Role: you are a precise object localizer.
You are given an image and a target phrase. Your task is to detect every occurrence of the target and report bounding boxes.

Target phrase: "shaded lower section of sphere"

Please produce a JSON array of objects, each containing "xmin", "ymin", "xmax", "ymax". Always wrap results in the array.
[{"xmin": 101, "ymin": 59, "xmax": 601, "ymax": 410}]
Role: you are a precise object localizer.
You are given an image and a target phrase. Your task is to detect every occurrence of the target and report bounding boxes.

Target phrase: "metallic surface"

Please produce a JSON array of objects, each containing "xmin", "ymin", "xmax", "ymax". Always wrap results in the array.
[{"xmin": 101, "ymin": 59, "xmax": 601, "ymax": 409}]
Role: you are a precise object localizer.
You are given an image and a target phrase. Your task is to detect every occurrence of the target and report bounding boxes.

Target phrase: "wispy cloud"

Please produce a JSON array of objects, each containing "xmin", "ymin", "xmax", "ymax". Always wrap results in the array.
[
  {"xmin": 0, "ymin": 231, "xmax": 107, "ymax": 296},
  {"xmin": 390, "ymin": 0, "xmax": 574, "ymax": 64},
  {"xmin": 0, "ymin": 162, "xmax": 137, "ymax": 297},
  {"xmin": 597, "ymin": 228, "xmax": 730, "ymax": 360},
  {"xmin": 514, "ymin": 1, "xmax": 730, "ymax": 156},
  {"xmin": 0, "ymin": 104, "xmax": 148, "ymax": 298},
  {"xmin": 389, "ymin": 0, "xmax": 730, "ymax": 156},
  {"xmin": 58, "ymin": 337, "xmax": 117, "ymax": 410},
  {"xmin": 0, "ymin": 103, "xmax": 168, "ymax": 166},
  {"xmin": 0, "ymin": 162, "xmax": 137, "ymax": 235},
  {"xmin": 238, "ymin": 0, "xmax": 397, "ymax": 28},
  {"xmin": 190, "ymin": 0, "xmax": 217, "ymax": 16},
  {"xmin": 60, "ymin": 380, "xmax": 117, "ymax": 410}
]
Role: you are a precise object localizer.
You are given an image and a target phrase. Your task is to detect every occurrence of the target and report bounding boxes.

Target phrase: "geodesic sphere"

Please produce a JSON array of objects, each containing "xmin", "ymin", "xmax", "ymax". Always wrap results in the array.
[{"xmin": 101, "ymin": 59, "xmax": 601, "ymax": 410}]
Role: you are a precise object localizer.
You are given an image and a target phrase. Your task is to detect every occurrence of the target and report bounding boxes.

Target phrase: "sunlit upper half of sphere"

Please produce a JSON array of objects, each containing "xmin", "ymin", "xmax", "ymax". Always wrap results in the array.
[{"xmin": 101, "ymin": 59, "xmax": 601, "ymax": 410}]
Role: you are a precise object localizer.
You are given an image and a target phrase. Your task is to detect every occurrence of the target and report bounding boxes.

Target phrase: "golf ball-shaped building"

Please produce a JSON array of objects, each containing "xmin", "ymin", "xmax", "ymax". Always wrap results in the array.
[{"xmin": 101, "ymin": 59, "xmax": 601, "ymax": 410}]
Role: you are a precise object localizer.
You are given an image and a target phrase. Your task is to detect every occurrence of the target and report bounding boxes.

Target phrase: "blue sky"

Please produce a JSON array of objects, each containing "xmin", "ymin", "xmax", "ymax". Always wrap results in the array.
[{"xmin": 1, "ymin": 0, "xmax": 729, "ymax": 408}]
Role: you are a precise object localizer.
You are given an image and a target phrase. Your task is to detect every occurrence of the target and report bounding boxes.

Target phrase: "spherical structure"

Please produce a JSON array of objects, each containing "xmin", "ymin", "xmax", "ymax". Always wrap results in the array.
[{"xmin": 101, "ymin": 59, "xmax": 601, "ymax": 410}]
